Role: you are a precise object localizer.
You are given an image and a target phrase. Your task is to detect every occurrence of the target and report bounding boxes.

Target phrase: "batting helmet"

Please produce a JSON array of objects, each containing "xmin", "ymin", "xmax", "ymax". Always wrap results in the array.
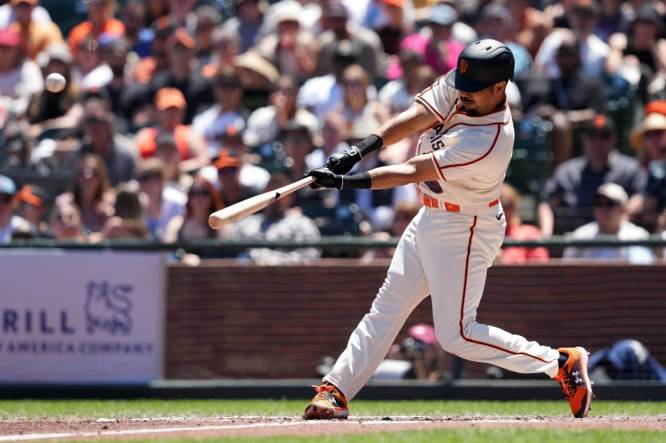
[{"xmin": 445, "ymin": 39, "xmax": 514, "ymax": 92}]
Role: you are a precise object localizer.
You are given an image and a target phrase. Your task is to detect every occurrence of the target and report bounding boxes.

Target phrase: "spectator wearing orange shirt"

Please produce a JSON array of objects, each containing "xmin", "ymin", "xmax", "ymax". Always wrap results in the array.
[
  {"xmin": 136, "ymin": 87, "xmax": 208, "ymax": 173},
  {"xmin": 9, "ymin": 0, "xmax": 63, "ymax": 60},
  {"xmin": 498, "ymin": 183, "xmax": 549, "ymax": 264},
  {"xmin": 68, "ymin": 0, "xmax": 125, "ymax": 57}
]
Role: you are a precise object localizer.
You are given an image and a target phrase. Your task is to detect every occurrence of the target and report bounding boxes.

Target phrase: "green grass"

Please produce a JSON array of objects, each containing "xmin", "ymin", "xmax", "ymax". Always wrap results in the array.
[
  {"xmin": 72, "ymin": 430, "xmax": 666, "ymax": 443},
  {"xmin": 0, "ymin": 399, "xmax": 664, "ymax": 420}
]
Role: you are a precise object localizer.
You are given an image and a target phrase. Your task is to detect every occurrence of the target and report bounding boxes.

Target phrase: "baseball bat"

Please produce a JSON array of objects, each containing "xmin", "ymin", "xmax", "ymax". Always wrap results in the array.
[{"xmin": 208, "ymin": 176, "xmax": 315, "ymax": 229}]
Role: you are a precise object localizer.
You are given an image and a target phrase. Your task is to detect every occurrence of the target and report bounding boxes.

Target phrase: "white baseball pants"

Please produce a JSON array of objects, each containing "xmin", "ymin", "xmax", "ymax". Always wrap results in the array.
[{"xmin": 324, "ymin": 207, "xmax": 559, "ymax": 400}]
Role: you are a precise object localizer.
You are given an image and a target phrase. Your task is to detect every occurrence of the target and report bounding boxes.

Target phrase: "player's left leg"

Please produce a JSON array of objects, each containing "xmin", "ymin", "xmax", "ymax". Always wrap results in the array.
[{"xmin": 419, "ymin": 211, "xmax": 592, "ymax": 418}]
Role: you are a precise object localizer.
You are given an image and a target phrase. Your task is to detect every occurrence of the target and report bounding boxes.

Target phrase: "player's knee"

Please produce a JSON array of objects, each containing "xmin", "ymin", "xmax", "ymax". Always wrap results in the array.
[{"xmin": 434, "ymin": 327, "xmax": 463, "ymax": 353}]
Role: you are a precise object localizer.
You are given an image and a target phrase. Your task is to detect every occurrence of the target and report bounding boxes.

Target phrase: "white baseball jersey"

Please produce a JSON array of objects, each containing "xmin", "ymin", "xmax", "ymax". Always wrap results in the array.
[{"xmin": 414, "ymin": 76, "xmax": 514, "ymax": 215}]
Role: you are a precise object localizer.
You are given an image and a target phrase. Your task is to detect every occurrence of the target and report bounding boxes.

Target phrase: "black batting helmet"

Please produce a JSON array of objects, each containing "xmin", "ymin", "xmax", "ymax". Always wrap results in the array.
[{"xmin": 445, "ymin": 39, "xmax": 515, "ymax": 92}]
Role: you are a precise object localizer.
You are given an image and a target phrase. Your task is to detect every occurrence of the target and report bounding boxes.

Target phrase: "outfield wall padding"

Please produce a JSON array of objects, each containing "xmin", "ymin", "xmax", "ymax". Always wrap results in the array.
[{"xmin": 165, "ymin": 261, "xmax": 666, "ymax": 380}]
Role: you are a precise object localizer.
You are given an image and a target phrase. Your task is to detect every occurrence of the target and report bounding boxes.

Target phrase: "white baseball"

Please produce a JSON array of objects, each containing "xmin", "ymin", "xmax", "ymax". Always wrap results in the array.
[{"xmin": 45, "ymin": 73, "xmax": 67, "ymax": 93}]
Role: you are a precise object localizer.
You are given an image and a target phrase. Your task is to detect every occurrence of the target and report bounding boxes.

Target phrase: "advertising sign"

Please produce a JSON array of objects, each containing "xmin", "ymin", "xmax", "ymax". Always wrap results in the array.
[{"xmin": 0, "ymin": 250, "xmax": 165, "ymax": 383}]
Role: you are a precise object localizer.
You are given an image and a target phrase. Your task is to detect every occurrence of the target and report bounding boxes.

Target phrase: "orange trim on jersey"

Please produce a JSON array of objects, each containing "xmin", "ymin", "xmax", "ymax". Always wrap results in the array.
[
  {"xmin": 430, "ymin": 153, "xmax": 447, "ymax": 181},
  {"xmin": 415, "ymin": 96, "xmax": 447, "ymax": 122},
  {"xmin": 440, "ymin": 124, "xmax": 502, "ymax": 171},
  {"xmin": 488, "ymin": 198, "xmax": 499, "ymax": 208},
  {"xmin": 459, "ymin": 216, "xmax": 550, "ymax": 364}
]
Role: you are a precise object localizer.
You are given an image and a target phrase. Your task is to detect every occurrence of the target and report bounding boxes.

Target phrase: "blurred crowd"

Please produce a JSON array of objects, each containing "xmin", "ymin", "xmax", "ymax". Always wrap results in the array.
[{"xmin": 0, "ymin": 0, "xmax": 665, "ymax": 264}]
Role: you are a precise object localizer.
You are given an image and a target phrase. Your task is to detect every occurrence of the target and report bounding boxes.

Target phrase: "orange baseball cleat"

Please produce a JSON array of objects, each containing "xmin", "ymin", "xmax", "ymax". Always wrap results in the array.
[
  {"xmin": 303, "ymin": 382, "xmax": 349, "ymax": 420},
  {"xmin": 554, "ymin": 347, "xmax": 593, "ymax": 418}
]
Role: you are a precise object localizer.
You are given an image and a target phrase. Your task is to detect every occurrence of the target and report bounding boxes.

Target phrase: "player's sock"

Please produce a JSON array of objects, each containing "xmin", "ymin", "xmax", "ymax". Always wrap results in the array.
[{"xmin": 558, "ymin": 351, "xmax": 569, "ymax": 368}]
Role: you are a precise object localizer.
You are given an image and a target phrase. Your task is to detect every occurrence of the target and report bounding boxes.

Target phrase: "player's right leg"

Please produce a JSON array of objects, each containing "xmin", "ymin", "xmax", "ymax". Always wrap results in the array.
[{"xmin": 304, "ymin": 209, "xmax": 430, "ymax": 420}]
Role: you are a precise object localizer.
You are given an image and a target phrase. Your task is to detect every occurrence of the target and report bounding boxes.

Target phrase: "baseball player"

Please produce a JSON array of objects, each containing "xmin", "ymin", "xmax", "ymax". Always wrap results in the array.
[{"xmin": 304, "ymin": 39, "xmax": 593, "ymax": 419}]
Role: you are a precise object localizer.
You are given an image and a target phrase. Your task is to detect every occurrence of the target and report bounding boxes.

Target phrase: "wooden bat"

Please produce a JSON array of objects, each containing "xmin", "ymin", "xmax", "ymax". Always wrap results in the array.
[{"xmin": 208, "ymin": 176, "xmax": 315, "ymax": 229}]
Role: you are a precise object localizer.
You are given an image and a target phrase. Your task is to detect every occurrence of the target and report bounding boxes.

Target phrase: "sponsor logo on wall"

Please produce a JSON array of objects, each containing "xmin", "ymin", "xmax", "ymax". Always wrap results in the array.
[{"xmin": 0, "ymin": 252, "xmax": 164, "ymax": 383}]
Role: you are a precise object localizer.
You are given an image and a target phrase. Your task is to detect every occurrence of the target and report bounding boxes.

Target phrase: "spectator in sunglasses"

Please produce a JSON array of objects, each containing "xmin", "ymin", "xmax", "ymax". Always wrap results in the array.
[
  {"xmin": 539, "ymin": 114, "xmax": 646, "ymax": 237},
  {"xmin": 563, "ymin": 183, "xmax": 653, "ymax": 263}
]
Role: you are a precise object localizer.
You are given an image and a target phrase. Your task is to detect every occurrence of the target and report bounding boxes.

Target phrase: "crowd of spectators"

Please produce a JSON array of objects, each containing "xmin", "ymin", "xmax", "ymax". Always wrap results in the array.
[{"xmin": 0, "ymin": 0, "xmax": 665, "ymax": 264}]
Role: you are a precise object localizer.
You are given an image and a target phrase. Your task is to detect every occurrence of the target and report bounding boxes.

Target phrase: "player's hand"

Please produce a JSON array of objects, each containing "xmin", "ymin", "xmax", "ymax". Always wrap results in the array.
[
  {"xmin": 307, "ymin": 168, "xmax": 342, "ymax": 189},
  {"xmin": 324, "ymin": 146, "xmax": 362, "ymax": 174}
]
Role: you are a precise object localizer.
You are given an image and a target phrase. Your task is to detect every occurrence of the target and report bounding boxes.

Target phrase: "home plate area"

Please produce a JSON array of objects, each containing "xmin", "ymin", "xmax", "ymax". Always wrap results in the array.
[{"xmin": 0, "ymin": 415, "xmax": 663, "ymax": 441}]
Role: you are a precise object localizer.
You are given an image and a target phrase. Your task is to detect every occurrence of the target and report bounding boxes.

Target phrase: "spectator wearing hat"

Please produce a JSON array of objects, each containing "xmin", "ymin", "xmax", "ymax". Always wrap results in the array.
[
  {"xmin": 72, "ymin": 98, "xmax": 136, "ymax": 186},
  {"xmin": 192, "ymin": 66, "xmax": 247, "ymax": 158},
  {"xmin": 223, "ymin": 0, "xmax": 266, "ymax": 53},
  {"xmin": 563, "ymin": 183, "xmax": 654, "ymax": 263},
  {"xmin": 225, "ymin": 172, "xmax": 321, "ymax": 265},
  {"xmin": 243, "ymin": 74, "xmax": 319, "ymax": 149},
  {"xmin": 57, "ymin": 153, "xmax": 114, "ymax": 235},
  {"xmin": 0, "ymin": 28, "xmax": 43, "ymax": 115},
  {"xmin": 72, "ymin": 36, "xmax": 113, "ymax": 92},
  {"xmin": 234, "ymin": 50, "xmax": 279, "ymax": 112},
  {"xmin": 638, "ymin": 109, "xmax": 666, "ymax": 230},
  {"xmin": 136, "ymin": 87, "xmax": 208, "ymax": 173},
  {"xmin": 148, "ymin": 28, "xmax": 214, "ymax": 124},
  {"xmin": 137, "ymin": 157, "xmax": 186, "ymax": 241},
  {"xmin": 631, "ymin": 105, "xmax": 666, "ymax": 166},
  {"xmin": 607, "ymin": 4, "xmax": 666, "ymax": 95},
  {"xmin": 68, "ymin": 0, "xmax": 125, "ymax": 57},
  {"xmin": 498, "ymin": 183, "xmax": 549, "ymax": 264},
  {"xmin": 257, "ymin": 0, "xmax": 318, "ymax": 82},
  {"xmin": 420, "ymin": 2, "xmax": 464, "ymax": 76},
  {"xmin": 316, "ymin": 1, "xmax": 383, "ymax": 79},
  {"xmin": 13, "ymin": 183, "xmax": 48, "ymax": 237},
  {"xmin": 201, "ymin": 27, "xmax": 241, "ymax": 79},
  {"xmin": 213, "ymin": 153, "xmax": 257, "ymax": 207},
  {"xmin": 163, "ymin": 175, "xmax": 222, "ymax": 243},
  {"xmin": 535, "ymin": 0, "xmax": 610, "ymax": 79},
  {"xmin": 8, "ymin": 0, "xmax": 63, "ymax": 60},
  {"xmin": 0, "ymin": 175, "xmax": 25, "ymax": 243},
  {"xmin": 539, "ymin": 114, "xmax": 646, "ymax": 237},
  {"xmin": 27, "ymin": 43, "xmax": 81, "ymax": 133}
]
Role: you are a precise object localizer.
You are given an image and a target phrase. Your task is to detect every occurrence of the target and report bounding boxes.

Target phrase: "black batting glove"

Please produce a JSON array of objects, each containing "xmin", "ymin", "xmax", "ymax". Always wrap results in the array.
[
  {"xmin": 307, "ymin": 168, "xmax": 343, "ymax": 189},
  {"xmin": 324, "ymin": 146, "xmax": 362, "ymax": 174}
]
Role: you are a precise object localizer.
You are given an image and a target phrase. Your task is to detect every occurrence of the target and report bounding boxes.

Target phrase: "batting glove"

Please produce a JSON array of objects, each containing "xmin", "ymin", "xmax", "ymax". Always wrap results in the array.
[{"xmin": 307, "ymin": 168, "xmax": 342, "ymax": 189}]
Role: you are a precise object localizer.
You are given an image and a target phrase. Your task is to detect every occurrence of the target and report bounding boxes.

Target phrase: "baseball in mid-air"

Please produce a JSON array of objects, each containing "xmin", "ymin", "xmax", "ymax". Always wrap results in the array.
[{"xmin": 45, "ymin": 73, "xmax": 67, "ymax": 93}]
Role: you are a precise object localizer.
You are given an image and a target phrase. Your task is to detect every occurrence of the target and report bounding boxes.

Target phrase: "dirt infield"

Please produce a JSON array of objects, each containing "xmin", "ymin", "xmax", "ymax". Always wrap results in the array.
[{"xmin": 0, "ymin": 415, "xmax": 664, "ymax": 441}]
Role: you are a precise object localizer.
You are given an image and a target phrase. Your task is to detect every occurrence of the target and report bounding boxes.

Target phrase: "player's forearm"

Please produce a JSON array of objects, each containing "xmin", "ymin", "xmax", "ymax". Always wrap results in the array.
[
  {"xmin": 375, "ymin": 102, "xmax": 438, "ymax": 148},
  {"xmin": 368, "ymin": 155, "xmax": 439, "ymax": 189}
]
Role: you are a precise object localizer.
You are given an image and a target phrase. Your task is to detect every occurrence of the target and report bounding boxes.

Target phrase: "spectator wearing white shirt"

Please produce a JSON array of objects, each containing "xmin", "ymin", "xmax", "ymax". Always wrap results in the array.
[
  {"xmin": 0, "ymin": 28, "xmax": 43, "ymax": 116},
  {"xmin": 564, "ymin": 183, "xmax": 654, "ymax": 264}
]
